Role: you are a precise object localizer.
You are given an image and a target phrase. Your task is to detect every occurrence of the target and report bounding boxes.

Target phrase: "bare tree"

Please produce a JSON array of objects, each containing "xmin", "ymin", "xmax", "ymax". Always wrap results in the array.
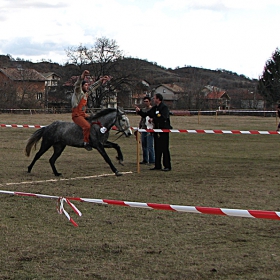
[
  {"xmin": 0, "ymin": 79, "xmax": 17, "ymax": 108},
  {"xmin": 177, "ymin": 69, "xmax": 207, "ymax": 110},
  {"xmin": 17, "ymin": 69, "xmax": 44, "ymax": 108},
  {"xmin": 65, "ymin": 44, "xmax": 91, "ymax": 70},
  {"xmin": 65, "ymin": 37, "xmax": 128, "ymax": 108}
]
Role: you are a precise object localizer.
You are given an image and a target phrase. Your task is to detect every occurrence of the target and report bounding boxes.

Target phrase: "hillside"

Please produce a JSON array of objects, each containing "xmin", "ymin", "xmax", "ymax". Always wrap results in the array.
[
  {"xmin": 173, "ymin": 66, "xmax": 257, "ymax": 90},
  {"xmin": 0, "ymin": 54, "xmax": 257, "ymax": 85},
  {"xmin": 0, "ymin": 54, "xmax": 259, "ymax": 109}
]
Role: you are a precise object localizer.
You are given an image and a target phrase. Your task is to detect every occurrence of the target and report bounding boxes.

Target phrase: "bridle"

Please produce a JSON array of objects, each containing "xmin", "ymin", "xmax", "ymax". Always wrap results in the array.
[
  {"xmin": 90, "ymin": 109, "xmax": 129, "ymax": 140},
  {"xmin": 114, "ymin": 110, "xmax": 130, "ymax": 133}
]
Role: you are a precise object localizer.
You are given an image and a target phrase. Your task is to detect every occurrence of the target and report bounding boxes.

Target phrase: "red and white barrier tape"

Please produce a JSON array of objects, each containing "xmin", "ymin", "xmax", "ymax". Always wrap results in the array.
[
  {"xmin": 0, "ymin": 190, "xmax": 81, "ymax": 226},
  {"xmin": 1, "ymin": 124, "xmax": 45, "ymax": 128},
  {"xmin": 57, "ymin": 197, "xmax": 82, "ymax": 227},
  {"xmin": 136, "ymin": 128, "xmax": 280, "ymax": 134},
  {"xmin": 0, "ymin": 189, "xmax": 279, "ymax": 227},
  {"xmin": 1, "ymin": 123, "xmax": 280, "ymax": 134}
]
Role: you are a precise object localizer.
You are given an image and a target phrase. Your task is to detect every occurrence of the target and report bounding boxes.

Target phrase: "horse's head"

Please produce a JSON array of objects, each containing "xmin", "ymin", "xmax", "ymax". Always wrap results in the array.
[{"xmin": 115, "ymin": 108, "xmax": 132, "ymax": 137}]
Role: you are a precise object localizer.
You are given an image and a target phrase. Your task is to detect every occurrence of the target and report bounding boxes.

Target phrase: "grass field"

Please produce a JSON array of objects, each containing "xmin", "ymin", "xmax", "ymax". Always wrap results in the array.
[{"xmin": 0, "ymin": 113, "xmax": 280, "ymax": 279}]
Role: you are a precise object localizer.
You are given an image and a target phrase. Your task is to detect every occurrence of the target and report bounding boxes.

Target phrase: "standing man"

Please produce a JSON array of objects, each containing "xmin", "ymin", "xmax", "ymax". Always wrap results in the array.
[
  {"xmin": 71, "ymin": 70, "xmax": 110, "ymax": 151},
  {"xmin": 138, "ymin": 96, "xmax": 155, "ymax": 165},
  {"xmin": 135, "ymin": 93, "xmax": 172, "ymax": 171}
]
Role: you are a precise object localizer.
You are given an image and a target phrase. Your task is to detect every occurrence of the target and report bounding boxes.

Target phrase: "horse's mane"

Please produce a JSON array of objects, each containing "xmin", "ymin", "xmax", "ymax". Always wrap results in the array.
[{"xmin": 89, "ymin": 108, "xmax": 117, "ymax": 120}]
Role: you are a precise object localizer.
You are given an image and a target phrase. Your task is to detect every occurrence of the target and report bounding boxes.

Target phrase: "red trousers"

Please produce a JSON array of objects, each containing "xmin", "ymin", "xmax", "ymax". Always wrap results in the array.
[{"xmin": 72, "ymin": 115, "xmax": 91, "ymax": 143}]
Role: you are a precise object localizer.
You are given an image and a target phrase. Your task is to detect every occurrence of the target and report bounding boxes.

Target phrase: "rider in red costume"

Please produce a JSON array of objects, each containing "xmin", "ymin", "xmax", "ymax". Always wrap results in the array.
[{"xmin": 71, "ymin": 70, "xmax": 110, "ymax": 151}]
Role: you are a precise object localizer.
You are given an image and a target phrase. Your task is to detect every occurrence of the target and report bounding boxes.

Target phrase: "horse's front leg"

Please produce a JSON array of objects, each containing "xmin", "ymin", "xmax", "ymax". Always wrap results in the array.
[
  {"xmin": 103, "ymin": 140, "xmax": 124, "ymax": 165},
  {"xmin": 96, "ymin": 143, "xmax": 122, "ymax": 176}
]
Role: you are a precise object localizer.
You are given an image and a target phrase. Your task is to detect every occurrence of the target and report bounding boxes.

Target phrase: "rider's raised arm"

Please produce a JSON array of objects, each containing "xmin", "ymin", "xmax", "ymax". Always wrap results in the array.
[
  {"xmin": 88, "ymin": 79, "xmax": 103, "ymax": 92},
  {"xmin": 73, "ymin": 75, "xmax": 82, "ymax": 94},
  {"xmin": 74, "ymin": 70, "xmax": 90, "ymax": 96},
  {"xmin": 71, "ymin": 75, "xmax": 84, "ymax": 108}
]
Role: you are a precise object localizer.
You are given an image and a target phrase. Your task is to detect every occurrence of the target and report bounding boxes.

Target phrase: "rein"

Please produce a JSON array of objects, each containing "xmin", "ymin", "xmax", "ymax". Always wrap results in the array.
[
  {"xmin": 111, "ymin": 131, "xmax": 125, "ymax": 142},
  {"xmin": 111, "ymin": 111, "xmax": 126, "ymax": 142},
  {"xmin": 91, "ymin": 120, "xmax": 102, "ymax": 127}
]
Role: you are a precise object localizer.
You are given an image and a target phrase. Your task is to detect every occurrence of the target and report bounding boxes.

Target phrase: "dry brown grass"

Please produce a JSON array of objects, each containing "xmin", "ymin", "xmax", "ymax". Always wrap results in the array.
[{"xmin": 0, "ymin": 113, "xmax": 280, "ymax": 279}]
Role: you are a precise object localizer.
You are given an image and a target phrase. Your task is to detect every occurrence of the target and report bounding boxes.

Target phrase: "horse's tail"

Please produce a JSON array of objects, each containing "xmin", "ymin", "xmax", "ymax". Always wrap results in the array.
[{"xmin": 25, "ymin": 127, "xmax": 45, "ymax": 157}]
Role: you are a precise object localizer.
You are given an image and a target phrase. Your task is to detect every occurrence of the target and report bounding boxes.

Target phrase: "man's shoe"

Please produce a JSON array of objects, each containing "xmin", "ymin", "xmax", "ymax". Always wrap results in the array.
[
  {"xmin": 162, "ymin": 168, "xmax": 171, "ymax": 171},
  {"xmin": 139, "ymin": 161, "xmax": 148, "ymax": 164},
  {"xmin": 150, "ymin": 167, "xmax": 161, "ymax": 170},
  {"xmin": 84, "ymin": 142, "xmax": 92, "ymax": 151}
]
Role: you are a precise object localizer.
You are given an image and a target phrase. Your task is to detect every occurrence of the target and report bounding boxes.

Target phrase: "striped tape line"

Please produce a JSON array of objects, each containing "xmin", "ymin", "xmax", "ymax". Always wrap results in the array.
[
  {"xmin": 0, "ymin": 190, "xmax": 279, "ymax": 226},
  {"xmin": 136, "ymin": 128, "xmax": 280, "ymax": 134},
  {"xmin": 1, "ymin": 124, "xmax": 280, "ymax": 134},
  {"xmin": 0, "ymin": 124, "xmax": 44, "ymax": 128}
]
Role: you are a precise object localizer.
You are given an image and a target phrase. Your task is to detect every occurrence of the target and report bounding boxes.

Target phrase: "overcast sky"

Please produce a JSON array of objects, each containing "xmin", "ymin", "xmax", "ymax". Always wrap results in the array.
[{"xmin": 0, "ymin": 0, "xmax": 279, "ymax": 79}]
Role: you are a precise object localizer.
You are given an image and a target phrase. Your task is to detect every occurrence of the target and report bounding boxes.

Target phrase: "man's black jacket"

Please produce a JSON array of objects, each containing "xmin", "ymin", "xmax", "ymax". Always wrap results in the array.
[{"xmin": 138, "ymin": 102, "xmax": 172, "ymax": 129}]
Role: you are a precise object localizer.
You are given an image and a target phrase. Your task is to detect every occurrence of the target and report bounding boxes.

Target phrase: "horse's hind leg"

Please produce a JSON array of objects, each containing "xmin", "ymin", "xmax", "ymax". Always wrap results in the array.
[
  {"xmin": 28, "ymin": 142, "xmax": 52, "ymax": 173},
  {"xmin": 103, "ymin": 141, "xmax": 124, "ymax": 165},
  {"xmin": 49, "ymin": 143, "xmax": 66, "ymax": 176}
]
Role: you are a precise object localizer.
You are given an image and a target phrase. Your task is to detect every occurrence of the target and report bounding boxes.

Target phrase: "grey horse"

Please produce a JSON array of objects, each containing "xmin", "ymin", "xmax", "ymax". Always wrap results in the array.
[{"xmin": 25, "ymin": 108, "xmax": 132, "ymax": 176}]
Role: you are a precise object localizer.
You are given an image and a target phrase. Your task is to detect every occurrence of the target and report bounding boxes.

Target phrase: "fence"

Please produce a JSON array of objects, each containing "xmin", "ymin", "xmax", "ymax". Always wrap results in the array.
[
  {"xmin": 0, "ymin": 107, "xmax": 104, "ymax": 114},
  {"xmin": 0, "ymin": 108, "xmax": 278, "ymax": 116}
]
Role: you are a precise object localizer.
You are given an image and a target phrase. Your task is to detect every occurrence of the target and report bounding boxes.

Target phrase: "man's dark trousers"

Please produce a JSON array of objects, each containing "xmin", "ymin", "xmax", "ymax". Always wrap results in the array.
[{"xmin": 153, "ymin": 132, "xmax": 171, "ymax": 169}]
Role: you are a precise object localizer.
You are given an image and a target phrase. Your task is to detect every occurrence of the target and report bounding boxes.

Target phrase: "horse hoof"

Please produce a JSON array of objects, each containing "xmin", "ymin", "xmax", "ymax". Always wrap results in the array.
[
  {"xmin": 116, "ymin": 156, "xmax": 124, "ymax": 166},
  {"xmin": 115, "ymin": 171, "xmax": 123, "ymax": 176},
  {"xmin": 55, "ymin": 173, "xmax": 62, "ymax": 176}
]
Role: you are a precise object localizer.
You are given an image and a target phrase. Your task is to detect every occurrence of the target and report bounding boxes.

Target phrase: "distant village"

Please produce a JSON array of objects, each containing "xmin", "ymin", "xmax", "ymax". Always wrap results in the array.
[{"xmin": 0, "ymin": 59, "xmax": 265, "ymax": 113}]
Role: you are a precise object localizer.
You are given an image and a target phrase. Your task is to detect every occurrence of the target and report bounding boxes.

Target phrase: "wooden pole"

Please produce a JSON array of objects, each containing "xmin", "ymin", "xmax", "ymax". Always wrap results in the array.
[
  {"xmin": 136, "ymin": 130, "xmax": 140, "ymax": 173},
  {"xmin": 198, "ymin": 110, "xmax": 200, "ymax": 124}
]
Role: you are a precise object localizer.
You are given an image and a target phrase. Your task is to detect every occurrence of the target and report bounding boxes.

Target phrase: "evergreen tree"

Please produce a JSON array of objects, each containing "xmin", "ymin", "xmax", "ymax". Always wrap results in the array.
[{"xmin": 258, "ymin": 48, "xmax": 280, "ymax": 107}]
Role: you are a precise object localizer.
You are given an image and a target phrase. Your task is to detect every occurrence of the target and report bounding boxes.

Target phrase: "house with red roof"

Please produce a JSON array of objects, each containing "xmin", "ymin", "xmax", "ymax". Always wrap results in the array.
[
  {"xmin": 0, "ymin": 67, "xmax": 46, "ymax": 108},
  {"xmin": 202, "ymin": 85, "xmax": 230, "ymax": 109},
  {"xmin": 131, "ymin": 80, "xmax": 151, "ymax": 107}
]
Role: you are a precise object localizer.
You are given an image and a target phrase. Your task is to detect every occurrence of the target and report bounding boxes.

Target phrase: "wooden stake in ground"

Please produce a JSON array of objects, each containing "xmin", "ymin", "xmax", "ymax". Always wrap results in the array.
[{"xmin": 136, "ymin": 130, "xmax": 140, "ymax": 173}]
